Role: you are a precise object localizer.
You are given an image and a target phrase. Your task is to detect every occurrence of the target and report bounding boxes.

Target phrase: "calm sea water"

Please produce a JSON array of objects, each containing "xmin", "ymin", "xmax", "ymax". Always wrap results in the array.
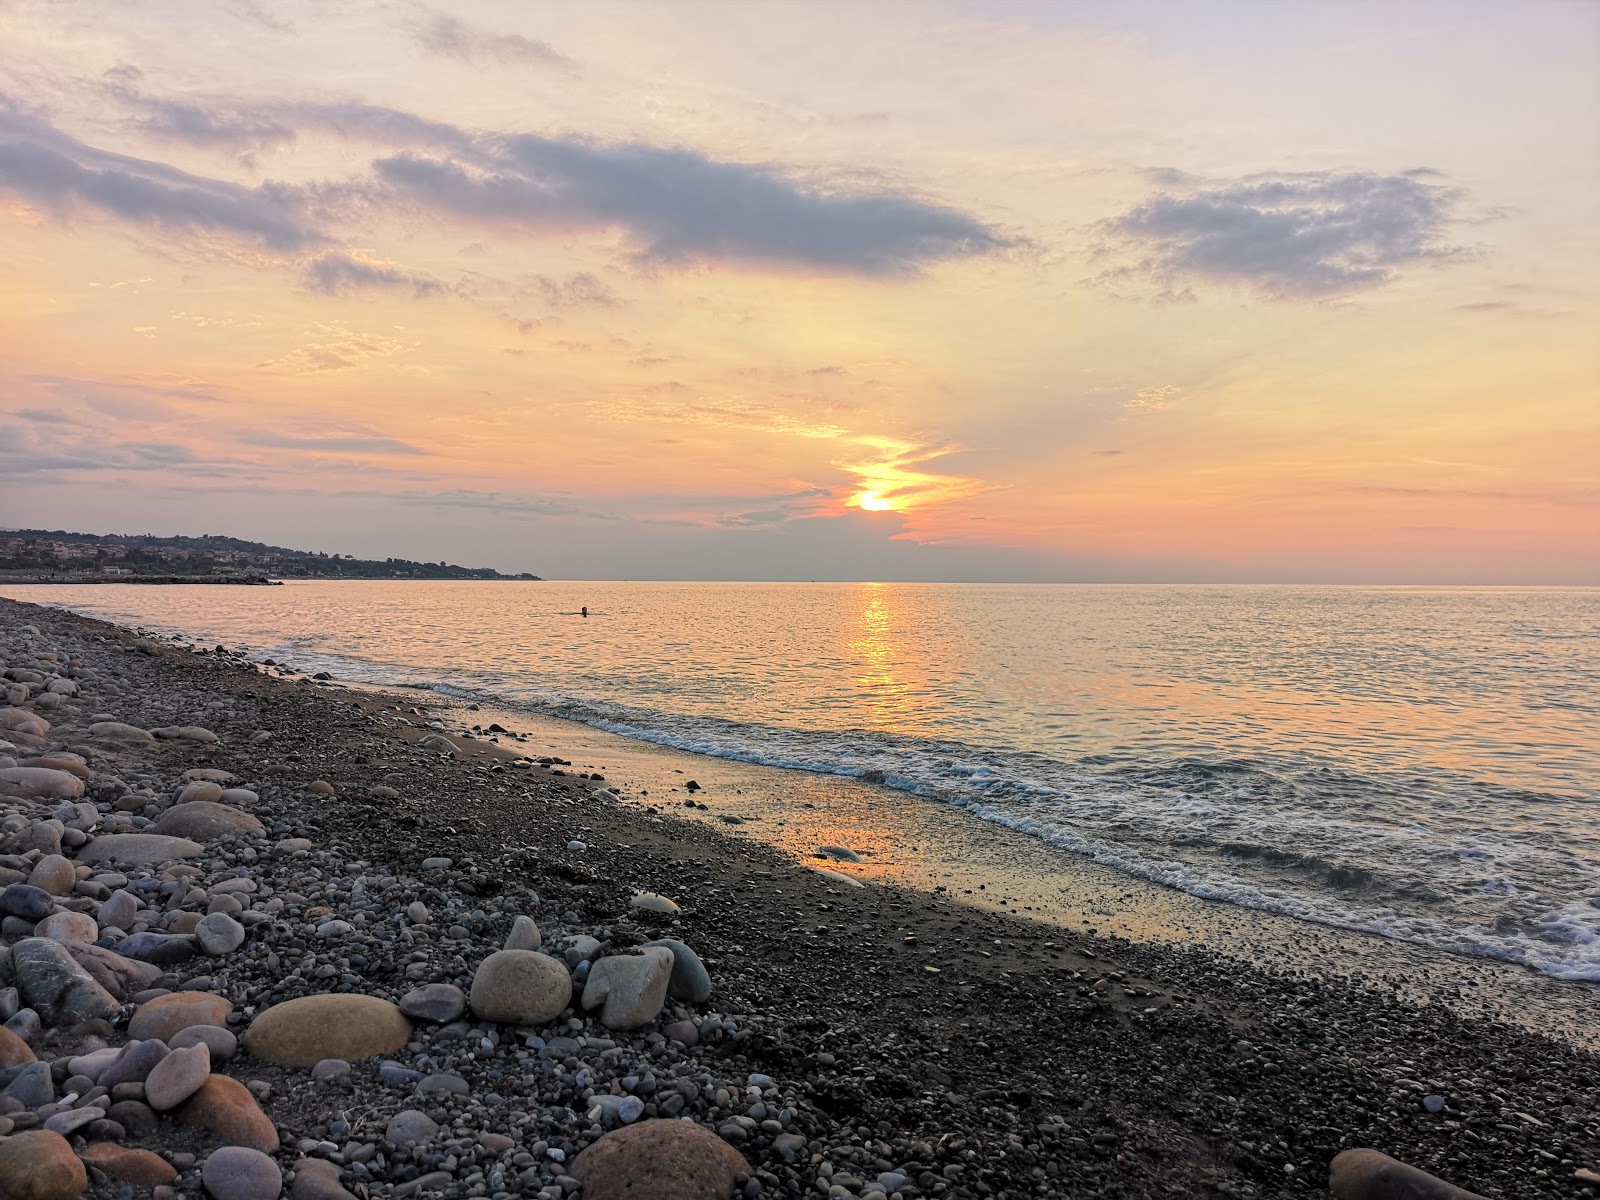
[{"xmin": 7, "ymin": 581, "xmax": 1598, "ymax": 979}]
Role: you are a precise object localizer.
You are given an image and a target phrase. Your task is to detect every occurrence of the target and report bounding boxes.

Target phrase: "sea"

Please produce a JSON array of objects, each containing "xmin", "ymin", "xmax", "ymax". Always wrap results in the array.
[{"xmin": 5, "ymin": 580, "xmax": 1597, "ymax": 982}]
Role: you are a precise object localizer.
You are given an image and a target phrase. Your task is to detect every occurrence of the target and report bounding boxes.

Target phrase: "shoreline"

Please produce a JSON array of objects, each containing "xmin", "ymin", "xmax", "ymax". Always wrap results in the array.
[{"xmin": 0, "ymin": 596, "xmax": 1596, "ymax": 1199}]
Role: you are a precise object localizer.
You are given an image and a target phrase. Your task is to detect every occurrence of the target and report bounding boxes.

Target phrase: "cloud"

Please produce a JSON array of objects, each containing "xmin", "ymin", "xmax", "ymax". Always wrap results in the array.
[
  {"xmin": 105, "ymin": 68, "xmax": 295, "ymax": 155},
  {"xmin": 303, "ymin": 251, "xmax": 443, "ymax": 297},
  {"xmin": 530, "ymin": 272, "xmax": 619, "ymax": 307},
  {"xmin": 236, "ymin": 430, "xmax": 430, "ymax": 455},
  {"xmin": 255, "ymin": 323, "xmax": 416, "ymax": 373},
  {"xmin": 1102, "ymin": 170, "xmax": 1468, "ymax": 297},
  {"xmin": 414, "ymin": 10, "xmax": 571, "ymax": 68},
  {"xmin": 372, "ymin": 133, "xmax": 1010, "ymax": 273},
  {"xmin": 1126, "ymin": 384, "xmax": 1180, "ymax": 412},
  {"xmin": 13, "ymin": 407, "xmax": 77, "ymax": 425},
  {"xmin": 0, "ymin": 95, "xmax": 323, "ymax": 251},
  {"xmin": 392, "ymin": 488, "xmax": 611, "ymax": 520}
]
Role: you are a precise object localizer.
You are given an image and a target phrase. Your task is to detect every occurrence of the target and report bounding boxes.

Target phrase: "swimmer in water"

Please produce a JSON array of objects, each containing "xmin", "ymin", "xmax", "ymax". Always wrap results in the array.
[{"xmin": 581, "ymin": 606, "xmax": 588, "ymax": 617}]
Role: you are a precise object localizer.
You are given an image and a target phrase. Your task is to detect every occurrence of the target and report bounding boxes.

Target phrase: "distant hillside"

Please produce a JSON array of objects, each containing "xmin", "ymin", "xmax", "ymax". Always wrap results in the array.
[{"xmin": 0, "ymin": 529, "xmax": 541, "ymax": 581}]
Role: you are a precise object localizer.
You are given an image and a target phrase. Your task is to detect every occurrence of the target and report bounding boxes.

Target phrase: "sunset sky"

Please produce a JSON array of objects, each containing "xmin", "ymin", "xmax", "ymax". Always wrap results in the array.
[{"xmin": 2, "ymin": 0, "xmax": 1596, "ymax": 581}]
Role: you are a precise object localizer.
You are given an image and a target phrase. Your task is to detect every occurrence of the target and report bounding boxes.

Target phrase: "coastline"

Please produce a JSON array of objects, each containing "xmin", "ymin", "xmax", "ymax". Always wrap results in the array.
[{"xmin": 0, "ymin": 595, "xmax": 1596, "ymax": 1199}]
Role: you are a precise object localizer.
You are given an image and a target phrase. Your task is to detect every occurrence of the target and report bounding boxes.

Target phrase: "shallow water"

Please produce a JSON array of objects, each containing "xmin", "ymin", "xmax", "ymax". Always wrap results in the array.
[{"xmin": 7, "ymin": 579, "xmax": 1597, "ymax": 980}]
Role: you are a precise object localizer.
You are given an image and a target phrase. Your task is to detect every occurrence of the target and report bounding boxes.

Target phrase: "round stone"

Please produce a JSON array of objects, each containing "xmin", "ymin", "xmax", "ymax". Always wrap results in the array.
[
  {"xmin": 398, "ymin": 983, "xmax": 467, "ymax": 1023},
  {"xmin": 572, "ymin": 1119, "xmax": 750, "ymax": 1200},
  {"xmin": 202, "ymin": 1146, "xmax": 281, "ymax": 1200},
  {"xmin": 468, "ymin": 949, "xmax": 573, "ymax": 1026},
  {"xmin": 243, "ymin": 993, "xmax": 411, "ymax": 1066},
  {"xmin": 128, "ymin": 990, "xmax": 232, "ymax": 1042},
  {"xmin": 0, "ymin": 1130, "xmax": 89, "ymax": 1200}
]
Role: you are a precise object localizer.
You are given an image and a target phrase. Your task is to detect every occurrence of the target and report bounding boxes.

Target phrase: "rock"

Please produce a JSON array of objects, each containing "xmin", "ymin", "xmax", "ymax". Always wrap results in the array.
[
  {"xmin": 571, "ymin": 1119, "xmax": 749, "ymax": 1200},
  {"xmin": 662, "ymin": 1019, "xmax": 699, "ymax": 1046},
  {"xmin": 171, "ymin": 1024, "xmax": 238, "ymax": 1061},
  {"xmin": 2, "ymin": 1060, "xmax": 54, "ymax": 1105},
  {"xmin": 629, "ymin": 891, "xmax": 681, "ymax": 914},
  {"xmin": 77, "ymin": 834, "xmax": 203, "ymax": 866},
  {"xmin": 67, "ymin": 943, "xmax": 164, "ymax": 998},
  {"xmin": 87, "ymin": 722, "xmax": 155, "ymax": 743},
  {"xmin": 151, "ymin": 725, "xmax": 219, "ymax": 743},
  {"xmin": 202, "ymin": 1146, "xmax": 280, "ymax": 1200},
  {"xmin": 145, "ymin": 1040, "xmax": 210, "ymax": 1109},
  {"xmin": 10, "ymin": 937, "xmax": 120, "ymax": 1024},
  {"xmin": 0, "ymin": 1130, "xmax": 88, "ymax": 1200},
  {"xmin": 311, "ymin": 1057, "xmax": 351, "ymax": 1080},
  {"xmin": 98, "ymin": 1038, "xmax": 172, "ymax": 1088},
  {"xmin": 306, "ymin": 780, "xmax": 334, "ymax": 794},
  {"xmin": 582, "ymin": 947, "xmax": 674, "ymax": 1030},
  {"xmin": 96, "ymin": 889, "xmax": 140, "ymax": 931},
  {"xmin": 399, "ymin": 983, "xmax": 467, "ymax": 1023},
  {"xmin": 1329, "ymin": 1149, "xmax": 1488, "ymax": 1199},
  {"xmin": 418, "ymin": 735, "xmax": 454, "ymax": 753},
  {"xmin": 196, "ymin": 912, "xmax": 246, "ymax": 955},
  {"xmin": 0, "ymin": 767, "xmax": 83, "ymax": 800},
  {"xmin": 505, "ymin": 913, "xmax": 542, "ymax": 950},
  {"xmin": 219, "ymin": 788, "xmax": 258, "ymax": 806},
  {"xmin": 177, "ymin": 1073, "xmax": 279, "ymax": 1151},
  {"xmin": 243, "ymin": 993, "xmax": 411, "ymax": 1065},
  {"xmin": 27, "ymin": 855, "xmax": 76, "ymax": 895},
  {"xmin": 468, "ymin": 949, "xmax": 573, "ymax": 1026},
  {"xmin": 117, "ymin": 931, "xmax": 198, "ymax": 964},
  {"xmin": 44, "ymin": 1106, "xmax": 103, "ymax": 1136},
  {"xmin": 589, "ymin": 1094, "xmax": 646, "ymax": 1125},
  {"xmin": 0, "ymin": 1024, "xmax": 36, "ymax": 1067},
  {"xmin": 0, "ymin": 883, "xmax": 54, "ymax": 921},
  {"xmin": 290, "ymin": 1157, "xmax": 359, "ymax": 1200},
  {"xmin": 153, "ymin": 802, "xmax": 264, "ymax": 841},
  {"xmin": 184, "ymin": 768, "xmax": 237, "ymax": 783},
  {"xmin": 80, "ymin": 1144, "xmax": 178, "ymax": 1187},
  {"xmin": 415, "ymin": 1072, "xmax": 469, "ymax": 1096},
  {"xmin": 385, "ymin": 1109, "xmax": 440, "ymax": 1146},
  {"xmin": 35, "ymin": 911, "xmax": 98, "ymax": 945},
  {"xmin": 644, "ymin": 938, "xmax": 713, "ymax": 1002},
  {"xmin": 816, "ymin": 845, "xmax": 862, "ymax": 862},
  {"xmin": 177, "ymin": 780, "xmax": 224, "ymax": 804},
  {"xmin": 129, "ymin": 990, "xmax": 233, "ymax": 1041},
  {"xmin": 107, "ymin": 1099, "xmax": 159, "ymax": 1137}
]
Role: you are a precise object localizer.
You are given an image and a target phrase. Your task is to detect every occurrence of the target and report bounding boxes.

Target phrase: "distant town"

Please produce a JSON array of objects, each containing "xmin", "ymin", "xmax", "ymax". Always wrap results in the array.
[{"xmin": 0, "ymin": 530, "xmax": 541, "ymax": 583}]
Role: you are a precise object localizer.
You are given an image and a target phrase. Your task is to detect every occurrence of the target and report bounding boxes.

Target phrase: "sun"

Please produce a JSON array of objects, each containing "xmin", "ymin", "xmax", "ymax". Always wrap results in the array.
[{"xmin": 854, "ymin": 490, "xmax": 896, "ymax": 512}]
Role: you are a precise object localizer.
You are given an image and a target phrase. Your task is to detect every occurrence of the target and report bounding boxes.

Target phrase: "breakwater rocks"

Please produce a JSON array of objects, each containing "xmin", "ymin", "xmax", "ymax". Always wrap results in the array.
[{"xmin": 0, "ymin": 597, "xmax": 1595, "ymax": 1199}]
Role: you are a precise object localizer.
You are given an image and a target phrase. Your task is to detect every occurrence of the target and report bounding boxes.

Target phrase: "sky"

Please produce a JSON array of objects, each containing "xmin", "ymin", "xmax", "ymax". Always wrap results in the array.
[{"xmin": 1, "ymin": 0, "xmax": 1596, "ymax": 582}]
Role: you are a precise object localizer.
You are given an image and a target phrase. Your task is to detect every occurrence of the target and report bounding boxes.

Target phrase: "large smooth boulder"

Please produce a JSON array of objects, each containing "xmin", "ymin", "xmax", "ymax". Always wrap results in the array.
[
  {"xmin": 0, "ymin": 767, "xmax": 83, "ymax": 800},
  {"xmin": 79, "ymin": 1144, "xmax": 178, "ymax": 1187},
  {"xmin": 27, "ymin": 855, "xmax": 77, "ymax": 895},
  {"xmin": 77, "ymin": 833, "xmax": 203, "ymax": 866},
  {"xmin": 153, "ymin": 802, "xmax": 264, "ymax": 841},
  {"xmin": 1329, "ymin": 1150, "xmax": 1488, "ymax": 1199},
  {"xmin": 202, "ymin": 1146, "xmax": 279, "ymax": 1200},
  {"xmin": 0, "ymin": 883, "xmax": 54, "ymax": 921},
  {"xmin": 290, "ymin": 1158, "xmax": 360, "ymax": 1200},
  {"xmin": 581, "ymin": 947, "xmax": 674, "ymax": 1030},
  {"xmin": 152, "ymin": 725, "xmax": 219, "ymax": 743},
  {"xmin": 35, "ymin": 911, "xmax": 98, "ymax": 945},
  {"xmin": 10, "ymin": 936, "xmax": 119, "ymax": 1024},
  {"xmin": 0, "ymin": 1130, "xmax": 87, "ymax": 1200},
  {"xmin": 243, "ymin": 994, "xmax": 411, "ymax": 1066},
  {"xmin": 468, "ymin": 949, "xmax": 573, "ymax": 1026},
  {"xmin": 178, "ymin": 1073, "xmax": 279, "ymax": 1151},
  {"xmin": 571, "ymin": 1120, "xmax": 749, "ymax": 1200},
  {"xmin": 87, "ymin": 721, "xmax": 155, "ymax": 742}
]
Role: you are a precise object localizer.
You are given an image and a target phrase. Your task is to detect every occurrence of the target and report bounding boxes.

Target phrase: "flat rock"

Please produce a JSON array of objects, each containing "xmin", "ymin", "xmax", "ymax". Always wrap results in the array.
[
  {"xmin": 0, "ymin": 1129, "xmax": 88, "ymax": 1200},
  {"xmin": 77, "ymin": 833, "xmax": 203, "ymax": 866},
  {"xmin": 202, "ymin": 1146, "xmax": 280, "ymax": 1200},
  {"xmin": 117, "ymin": 931, "xmax": 198, "ymax": 964},
  {"xmin": 145, "ymin": 1040, "xmax": 210, "ymax": 1109},
  {"xmin": 129, "ymin": 990, "xmax": 232, "ymax": 1041},
  {"xmin": 152, "ymin": 725, "xmax": 220, "ymax": 743},
  {"xmin": 87, "ymin": 722, "xmax": 155, "ymax": 742},
  {"xmin": 97, "ymin": 1038, "xmax": 172, "ymax": 1088},
  {"xmin": 581, "ymin": 947, "xmax": 674, "ymax": 1030},
  {"xmin": 153, "ymin": 801, "xmax": 264, "ymax": 841},
  {"xmin": 243, "ymin": 993, "xmax": 411, "ymax": 1066},
  {"xmin": 1329, "ymin": 1150, "xmax": 1488, "ymax": 1200},
  {"xmin": 178, "ymin": 1072, "xmax": 279, "ymax": 1151},
  {"xmin": 572, "ymin": 1119, "xmax": 749, "ymax": 1200},
  {"xmin": 629, "ymin": 891, "xmax": 681, "ymax": 914},
  {"xmin": 10, "ymin": 936, "xmax": 120, "ymax": 1024},
  {"xmin": 80, "ymin": 1144, "xmax": 178, "ymax": 1187},
  {"xmin": 68, "ymin": 943, "xmax": 164, "ymax": 998},
  {"xmin": 469, "ymin": 949, "xmax": 573, "ymax": 1026},
  {"xmin": 290, "ymin": 1157, "xmax": 360, "ymax": 1200},
  {"xmin": 0, "ymin": 767, "xmax": 83, "ymax": 800},
  {"xmin": 399, "ymin": 983, "xmax": 467, "ymax": 1023}
]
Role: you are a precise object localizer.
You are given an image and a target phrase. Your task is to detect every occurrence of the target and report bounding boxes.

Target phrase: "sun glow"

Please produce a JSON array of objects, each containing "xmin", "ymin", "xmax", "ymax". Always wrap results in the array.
[{"xmin": 854, "ymin": 490, "xmax": 896, "ymax": 512}]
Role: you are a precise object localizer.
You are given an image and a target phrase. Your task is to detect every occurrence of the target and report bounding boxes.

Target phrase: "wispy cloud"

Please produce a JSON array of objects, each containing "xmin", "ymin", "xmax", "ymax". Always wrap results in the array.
[
  {"xmin": 236, "ymin": 430, "xmax": 431, "ymax": 455},
  {"xmin": 413, "ymin": 10, "xmax": 571, "ymax": 69},
  {"xmin": 255, "ymin": 323, "xmax": 417, "ymax": 373},
  {"xmin": 303, "ymin": 251, "xmax": 443, "ymax": 297},
  {"xmin": 1101, "ymin": 169, "xmax": 1469, "ymax": 298},
  {"xmin": 529, "ymin": 272, "xmax": 619, "ymax": 307}
]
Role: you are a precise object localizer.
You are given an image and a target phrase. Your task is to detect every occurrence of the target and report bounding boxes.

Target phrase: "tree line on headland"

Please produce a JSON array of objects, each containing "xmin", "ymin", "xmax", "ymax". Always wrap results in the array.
[{"xmin": 0, "ymin": 530, "xmax": 541, "ymax": 581}]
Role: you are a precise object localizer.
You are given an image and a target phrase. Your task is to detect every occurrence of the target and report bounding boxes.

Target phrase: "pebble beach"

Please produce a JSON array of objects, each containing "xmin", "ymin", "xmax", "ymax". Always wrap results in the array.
[{"xmin": 0, "ymin": 595, "xmax": 1597, "ymax": 1200}]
